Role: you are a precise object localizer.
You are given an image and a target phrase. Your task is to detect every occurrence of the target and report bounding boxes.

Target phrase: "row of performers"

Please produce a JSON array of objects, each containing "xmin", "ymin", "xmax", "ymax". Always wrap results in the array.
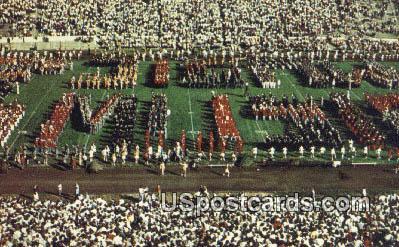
[
  {"xmin": 35, "ymin": 93, "xmax": 74, "ymax": 149},
  {"xmin": 331, "ymin": 92, "xmax": 385, "ymax": 147},
  {"xmin": 153, "ymin": 60, "xmax": 169, "ymax": 87},
  {"xmin": 182, "ymin": 62, "xmax": 244, "ymax": 88},
  {"xmin": 296, "ymin": 60, "xmax": 362, "ymax": 88},
  {"xmin": 364, "ymin": 62, "xmax": 399, "ymax": 89},
  {"xmin": 212, "ymin": 95, "xmax": 241, "ymax": 138},
  {"xmin": 0, "ymin": 100, "xmax": 25, "ymax": 147},
  {"xmin": 366, "ymin": 93, "xmax": 399, "ymax": 135},
  {"xmin": 69, "ymin": 65, "xmax": 138, "ymax": 89}
]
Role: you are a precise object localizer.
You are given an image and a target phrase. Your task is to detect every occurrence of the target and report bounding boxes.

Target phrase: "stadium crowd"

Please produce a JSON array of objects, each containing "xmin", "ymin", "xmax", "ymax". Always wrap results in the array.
[
  {"xmin": 0, "ymin": 192, "xmax": 399, "ymax": 246},
  {"xmin": 1, "ymin": 0, "xmax": 399, "ymax": 51}
]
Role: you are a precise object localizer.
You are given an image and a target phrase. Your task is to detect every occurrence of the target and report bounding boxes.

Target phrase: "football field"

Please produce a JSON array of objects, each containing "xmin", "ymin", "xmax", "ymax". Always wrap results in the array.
[{"xmin": 4, "ymin": 59, "xmax": 399, "ymax": 164}]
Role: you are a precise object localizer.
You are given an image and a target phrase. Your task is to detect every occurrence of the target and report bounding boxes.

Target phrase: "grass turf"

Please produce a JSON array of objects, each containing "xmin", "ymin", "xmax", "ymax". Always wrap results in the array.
[{"xmin": 3, "ymin": 60, "xmax": 399, "ymax": 164}]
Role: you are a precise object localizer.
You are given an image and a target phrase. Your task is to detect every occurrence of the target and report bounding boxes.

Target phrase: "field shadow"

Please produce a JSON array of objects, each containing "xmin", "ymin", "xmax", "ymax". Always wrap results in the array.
[
  {"xmin": 322, "ymin": 99, "xmax": 356, "ymax": 142},
  {"xmin": 98, "ymin": 118, "xmax": 116, "ymax": 148},
  {"xmin": 199, "ymin": 99, "xmax": 216, "ymax": 152},
  {"xmin": 237, "ymin": 99, "xmax": 254, "ymax": 120}
]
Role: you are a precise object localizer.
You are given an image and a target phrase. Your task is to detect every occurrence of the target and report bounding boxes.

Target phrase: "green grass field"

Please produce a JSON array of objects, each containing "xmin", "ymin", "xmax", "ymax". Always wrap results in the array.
[{"xmin": 4, "ymin": 59, "xmax": 399, "ymax": 164}]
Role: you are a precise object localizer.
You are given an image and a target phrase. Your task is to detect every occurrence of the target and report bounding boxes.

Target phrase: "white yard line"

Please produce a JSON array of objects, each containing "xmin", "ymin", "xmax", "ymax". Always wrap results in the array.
[
  {"xmin": 320, "ymin": 89, "xmax": 330, "ymax": 99},
  {"xmin": 9, "ymin": 82, "xmax": 57, "ymax": 149},
  {"xmin": 255, "ymin": 120, "xmax": 268, "ymax": 143},
  {"xmin": 283, "ymin": 71, "xmax": 306, "ymax": 101},
  {"xmin": 244, "ymin": 120, "xmax": 256, "ymax": 143},
  {"xmin": 83, "ymin": 131, "xmax": 91, "ymax": 150},
  {"xmin": 9, "ymin": 110, "xmax": 38, "ymax": 149},
  {"xmin": 350, "ymin": 90, "xmax": 362, "ymax": 101},
  {"xmin": 187, "ymin": 88, "xmax": 197, "ymax": 139}
]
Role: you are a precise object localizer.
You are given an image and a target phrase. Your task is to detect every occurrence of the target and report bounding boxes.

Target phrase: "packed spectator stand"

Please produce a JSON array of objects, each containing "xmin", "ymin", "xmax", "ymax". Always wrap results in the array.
[
  {"xmin": 1, "ymin": 192, "xmax": 399, "ymax": 246},
  {"xmin": 2, "ymin": 0, "xmax": 398, "ymax": 50}
]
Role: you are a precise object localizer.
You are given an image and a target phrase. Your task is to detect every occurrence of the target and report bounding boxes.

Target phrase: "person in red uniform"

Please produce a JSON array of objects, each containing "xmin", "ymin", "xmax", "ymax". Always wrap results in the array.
[{"xmin": 197, "ymin": 132, "xmax": 203, "ymax": 153}]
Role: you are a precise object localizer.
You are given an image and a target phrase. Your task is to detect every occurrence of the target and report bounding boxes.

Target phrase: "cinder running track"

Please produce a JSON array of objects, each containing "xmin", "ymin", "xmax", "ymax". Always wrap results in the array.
[{"xmin": 1, "ymin": 165, "xmax": 399, "ymax": 197}]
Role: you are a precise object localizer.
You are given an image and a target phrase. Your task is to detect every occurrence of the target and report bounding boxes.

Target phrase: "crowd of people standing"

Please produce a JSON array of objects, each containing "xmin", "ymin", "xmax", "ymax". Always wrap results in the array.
[
  {"xmin": 331, "ymin": 92, "xmax": 385, "ymax": 149},
  {"xmin": 0, "ymin": 49, "xmax": 78, "ymax": 99},
  {"xmin": 112, "ymin": 95, "xmax": 138, "ymax": 148},
  {"xmin": 147, "ymin": 93, "xmax": 170, "ymax": 137},
  {"xmin": 2, "ymin": 0, "xmax": 398, "ymax": 50},
  {"xmin": 152, "ymin": 60, "xmax": 169, "ymax": 87},
  {"xmin": 1, "ymin": 192, "xmax": 399, "ymax": 246},
  {"xmin": 182, "ymin": 60, "xmax": 244, "ymax": 89},
  {"xmin": 366, "ymin": 93, "xmax": 399, "ymax": 138},
  {"xmin": 250, "ymin": 94, "xmax": 342, "ymax": 150},
  {"xmin": 0, "ymin": 100, "xmax": 25, "ymax": 147},
  {"xmin": 364, "ymin": 62, "xmax": 399, "ymax": 89},
  {"xmin": 35, "ymin": 93, "xmax": 74, "ymax": 150}
]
